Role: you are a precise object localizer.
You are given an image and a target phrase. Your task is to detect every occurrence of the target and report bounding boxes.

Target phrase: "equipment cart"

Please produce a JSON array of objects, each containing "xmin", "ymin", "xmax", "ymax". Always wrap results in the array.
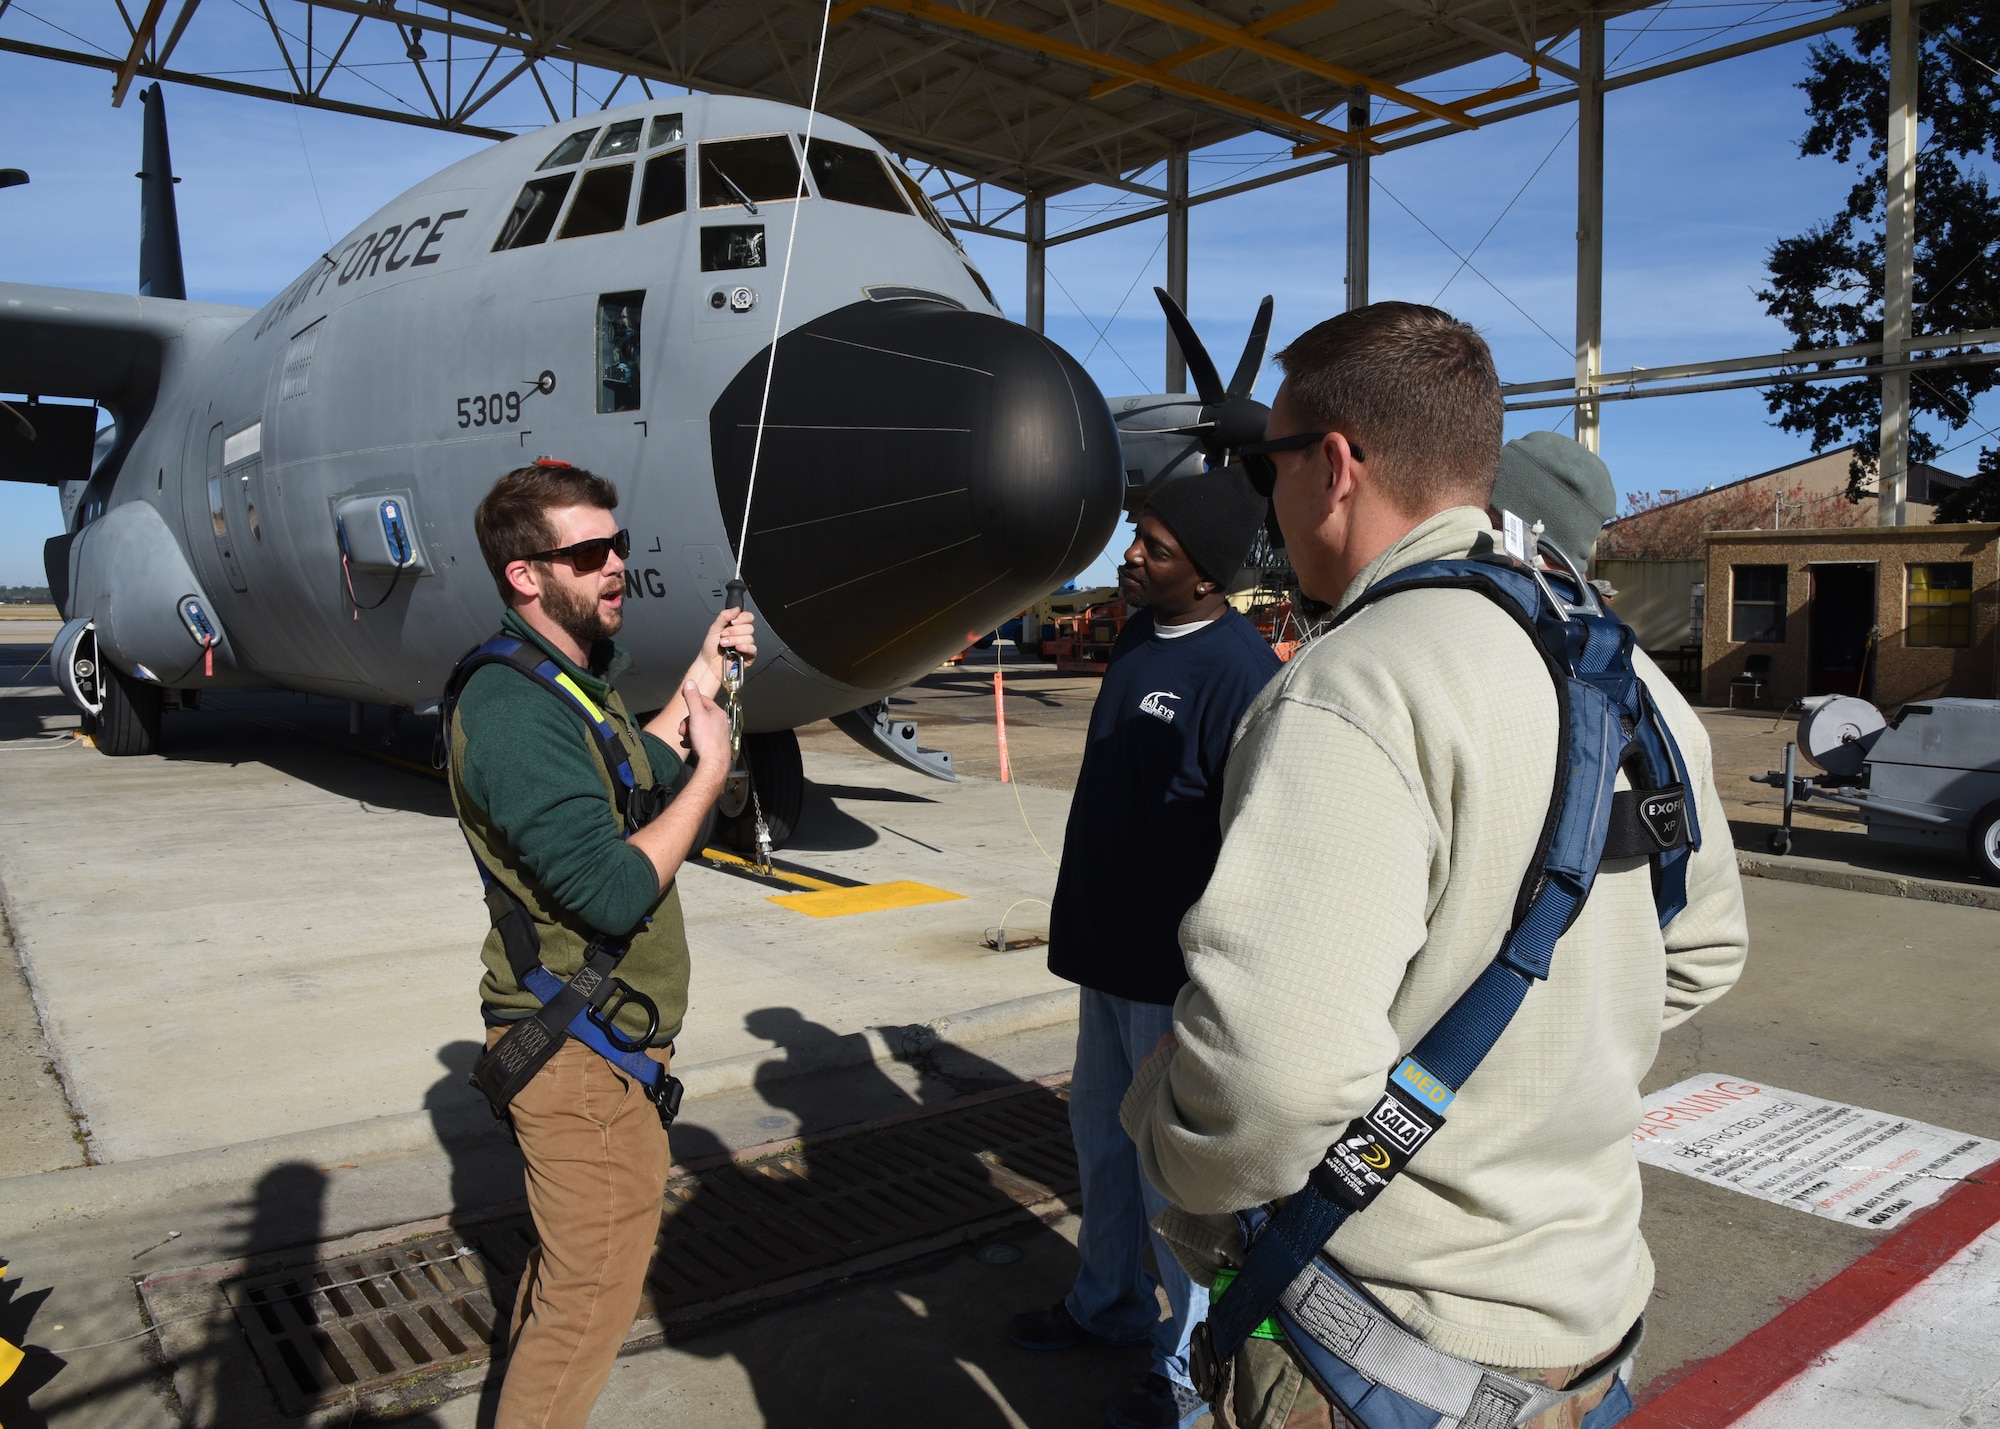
[{"xmin": 1753, "ymin": 695, "xmax": 2000, "ymax": 880}]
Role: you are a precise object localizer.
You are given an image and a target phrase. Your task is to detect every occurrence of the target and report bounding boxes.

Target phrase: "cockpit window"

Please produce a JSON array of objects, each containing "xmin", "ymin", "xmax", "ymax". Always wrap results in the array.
[
  {"xmin": 593, "ymin": 120, "xmax": 643, "ymax": 159},
  {"xmin": 649, "ymin": 113, "xmax": 684, "ymax": 148},
  {"xmin": 802, "ymin": 137, "xmax": 909, "ymax": 214},
  {"xmin": 638, "ymin": 149, "xmax": 687, "ymax": 225},
  {"xmin": 559, "ymin": 163, "xmax": 634, "ymax": 240},
  {"xmin": 891, "ymin": 167, "xmax": 961, "ymax": 248},
  {"xmin": 538, "ymin": 129, "xmax": 598, "ymax": 170},
  {"xmin": 699, "ymin": 136, "xmax": 805, "ymax": 210},
  {"xmin": 493, "ymin": 173, "xmax": 575, "ymax": 250}
]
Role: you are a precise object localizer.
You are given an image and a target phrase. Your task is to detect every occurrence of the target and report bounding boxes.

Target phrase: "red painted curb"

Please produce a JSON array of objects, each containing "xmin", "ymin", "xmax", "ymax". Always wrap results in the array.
[{"xmin": 1628, "ymin": 1159, "xmax": 2000, "ymax": 1428}]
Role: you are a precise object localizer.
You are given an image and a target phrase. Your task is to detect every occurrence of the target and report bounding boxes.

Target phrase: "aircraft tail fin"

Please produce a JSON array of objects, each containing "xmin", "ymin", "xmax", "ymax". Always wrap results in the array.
[{"xmin": 138, "ymin": 83, "xmax": 186, "ymax": 300}]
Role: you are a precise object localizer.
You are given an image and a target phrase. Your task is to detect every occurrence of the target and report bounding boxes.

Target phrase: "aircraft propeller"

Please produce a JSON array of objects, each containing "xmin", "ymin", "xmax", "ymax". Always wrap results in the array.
[{"xmin": 1124, "ymin": 288, "xmax": 1274, "ymax": 502}]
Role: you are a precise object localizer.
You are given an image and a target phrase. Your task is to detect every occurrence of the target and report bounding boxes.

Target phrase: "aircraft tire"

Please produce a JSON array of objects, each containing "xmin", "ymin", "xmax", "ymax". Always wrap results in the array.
[
  {"xmin": 715, "ymin": 729, "xmax": 803, "ymax": 854},
  {"xmin": 96, "ymin": 666, "xmax": 163, "ymax": 757}
]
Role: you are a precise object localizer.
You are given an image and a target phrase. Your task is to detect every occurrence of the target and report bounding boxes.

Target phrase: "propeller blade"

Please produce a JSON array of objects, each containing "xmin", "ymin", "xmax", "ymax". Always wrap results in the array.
[
  {"xmin": 1227, "ymin": 295, "xmax": 1274, "ymax": 400},
  {"xmin": 1154, "ymin": 287, "xmax": 1226, "ymax": 407}
]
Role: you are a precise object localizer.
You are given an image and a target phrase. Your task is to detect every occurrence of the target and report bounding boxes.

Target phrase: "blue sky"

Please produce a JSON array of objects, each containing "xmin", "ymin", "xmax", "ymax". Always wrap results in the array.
[{"xmin": 2, "ymin": 3, "xmax": 1991, "ymax": 588}]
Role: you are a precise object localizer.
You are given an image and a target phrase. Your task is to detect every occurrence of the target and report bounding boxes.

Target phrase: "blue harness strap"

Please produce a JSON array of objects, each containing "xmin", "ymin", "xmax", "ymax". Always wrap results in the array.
[
  {"xmin": 1190, "ymin": 555, "xmax": 1698, "ymax": 1418},
  {"xmin": 440, "ymin": 634, "xmax": 681, "ymax": 1122}
]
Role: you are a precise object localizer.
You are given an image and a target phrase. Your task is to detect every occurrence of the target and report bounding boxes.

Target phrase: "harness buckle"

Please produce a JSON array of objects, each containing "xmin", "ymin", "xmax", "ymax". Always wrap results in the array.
[
  {"xmin": 648, "ymin": 1071, "xmax": 685, "ymax": 1129},
  {"xmin": 591, "ymin": 980, "xmax": 660, "ymax": 1053},
  {"xmin": 1189, "ymin": 1320, "xmax": 1223, "ymax": 1403}
]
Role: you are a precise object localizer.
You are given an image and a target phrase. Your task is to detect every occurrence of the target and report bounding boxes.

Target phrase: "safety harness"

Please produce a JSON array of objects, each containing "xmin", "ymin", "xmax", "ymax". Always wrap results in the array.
[
  {"xmin": 1188, "ymin": 548, "xmax": 1698, "ymax": 1429},
  {"xmin": 438, "ymin": 634, "xmax": 686, "ymax": 1130}
]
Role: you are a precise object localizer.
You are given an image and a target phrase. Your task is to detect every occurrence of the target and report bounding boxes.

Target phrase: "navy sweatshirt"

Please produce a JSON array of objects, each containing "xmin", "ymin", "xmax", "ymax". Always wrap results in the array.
[{"xmin": 1047, "ymin": 607, "xmax": 1282, "ymax": 1005}]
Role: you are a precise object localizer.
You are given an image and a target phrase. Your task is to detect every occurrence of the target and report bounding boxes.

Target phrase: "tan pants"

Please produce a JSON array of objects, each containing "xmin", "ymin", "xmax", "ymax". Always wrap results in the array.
[
  {"xmin": 1221, "ymin": 1334, "xmax": 1616, "ymax": 1429},
  {"xmin": 486, "ymin": 1027, "xmax": 673, "ymax": 1429}
]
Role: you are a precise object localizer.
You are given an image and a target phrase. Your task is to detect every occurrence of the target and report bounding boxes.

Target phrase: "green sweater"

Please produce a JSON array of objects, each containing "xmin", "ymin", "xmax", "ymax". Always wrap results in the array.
[{"xmin": 447, "ymin": 609, "xmax": 690, "ymax": 1045}]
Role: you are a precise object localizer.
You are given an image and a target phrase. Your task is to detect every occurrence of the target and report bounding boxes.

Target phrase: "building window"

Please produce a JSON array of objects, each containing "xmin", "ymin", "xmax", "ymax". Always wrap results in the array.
[
  {"xmin": 1730, "ymin": 564, "xmax": 1787, "ymax": 643},
  {"xmin": 1907, "ymin": 563, "xmax": 1973, "ymax": 647}
]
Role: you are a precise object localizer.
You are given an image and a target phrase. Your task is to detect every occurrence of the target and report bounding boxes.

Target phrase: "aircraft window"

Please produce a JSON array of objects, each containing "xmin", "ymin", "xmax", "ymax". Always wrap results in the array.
[
  {"xmin": 637, "ymin": 149, "xmax": 687, "ymax": 225},
  {"xmin": 538, "ymin": 129, "xmax": 598, "ymax": 170},
  {"xmin": 597, "ymin": 291, "xmax": 644, "ymax": 413},
  {"xmin": 208, "ymin": 475, "xmax": 227, "ymax": 538},
  {"xmin": 699, "ymin": 136, "xmax": 805, "ymax": 209},
  {"xmin": 700, "ymin": 225, "xmax": 765, "ymax": 271},
  {"xmin": 559, "ymin": 163, "xmax": 634, "ymax": 240},
  {"xmin": 963, "ymin": 263, "xmax": 999, "ymax": 310},
  {"xmin": 891, "ymin": 167, "xmax": 961, "ymax": 248},
  {"xmin": 593, "ymin": 120, "xmax": 643, "ymax": 159},
  {"xmin": 493, "ymin": 173, "xmax": 574, "ymax": 250},
  {"xmin": 801, "ymin": 137, "xmax": 908, "ymax": 214},
  {"xmin": 648, "ymin": 113, "xmax": 684, "ymax": 148}
]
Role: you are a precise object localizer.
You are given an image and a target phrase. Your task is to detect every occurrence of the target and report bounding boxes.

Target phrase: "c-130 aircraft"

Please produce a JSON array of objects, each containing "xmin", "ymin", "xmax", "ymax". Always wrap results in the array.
[{"xmin": 4, "ymin": 85, "xmax": 1267, "ymax": 849}]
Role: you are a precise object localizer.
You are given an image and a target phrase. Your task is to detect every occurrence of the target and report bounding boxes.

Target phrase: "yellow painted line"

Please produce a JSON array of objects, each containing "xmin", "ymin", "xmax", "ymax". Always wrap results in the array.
[
  {"xmin": 699, "ymin": 846, "xmax": 841, "ymax": 892},
  {"xmin": 0, "ymin": 1332, "xmax": 23, "ymax": 1387},
  {"xmin": 768, "ymin": 880, "xmax": 965, "ymax": 919}
]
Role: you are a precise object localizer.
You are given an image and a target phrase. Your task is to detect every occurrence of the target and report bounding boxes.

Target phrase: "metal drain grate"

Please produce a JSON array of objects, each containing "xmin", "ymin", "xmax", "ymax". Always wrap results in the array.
[
  {"xmin": 227, "ymin": 1080, "xmax": 1075, "ymax": 1416},
  {"xmin": 226, "ymin": 1235, "xmax": 503, "ymax": 1416}
]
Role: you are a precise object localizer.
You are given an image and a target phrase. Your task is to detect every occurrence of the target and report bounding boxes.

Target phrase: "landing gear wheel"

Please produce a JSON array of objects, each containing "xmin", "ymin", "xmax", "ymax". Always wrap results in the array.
[
  {"xmin": 1766, "ymin": 828, "xmax": 1792, "ymax": 856},
  {"xmin": 715, "ymin": 729, "xmax": 803, "ymax": 855},
  {"xmin": 1969, "ymin": 802, "xmax": 2000, "ymax": 883},
  {"xmin": 95, "ymin": 665, "xmax": 162, "ymax": 756}
]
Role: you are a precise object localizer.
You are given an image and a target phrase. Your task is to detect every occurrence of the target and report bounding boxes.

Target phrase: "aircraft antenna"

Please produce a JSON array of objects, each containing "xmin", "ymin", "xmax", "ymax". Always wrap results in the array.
[{"xmin": 733, "ymin": 0, "xmax": 835, "ymax": 583}]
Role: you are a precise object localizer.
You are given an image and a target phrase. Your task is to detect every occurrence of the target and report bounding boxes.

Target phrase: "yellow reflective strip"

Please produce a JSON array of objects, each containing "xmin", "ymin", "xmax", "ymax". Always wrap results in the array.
[
  {"xmin": 767, "ymin": 881, "xmax": 965, "ymax": 919},
  {"xmin": 552, "ymin": 672, "xmax": 609, "ymax": 725}
]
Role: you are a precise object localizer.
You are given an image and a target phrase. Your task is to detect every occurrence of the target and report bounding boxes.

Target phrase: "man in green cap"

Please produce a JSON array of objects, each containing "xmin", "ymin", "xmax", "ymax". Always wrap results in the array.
[{"xmin": 1490, "ymin": 430, "xmax": 1620, "ymax": 565}]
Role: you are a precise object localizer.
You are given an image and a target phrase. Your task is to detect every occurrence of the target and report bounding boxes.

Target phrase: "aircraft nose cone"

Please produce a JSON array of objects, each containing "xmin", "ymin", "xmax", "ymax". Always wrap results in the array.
[{"xmin": 710, "ymin": 297, "xmax": 1124, "ymax": 691}]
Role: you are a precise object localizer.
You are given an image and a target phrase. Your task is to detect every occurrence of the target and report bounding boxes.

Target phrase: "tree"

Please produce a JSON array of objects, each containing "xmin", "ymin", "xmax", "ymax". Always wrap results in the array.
[
  {"xmin": 1933, "ymin": 445, "xmax": 2000, "ymax": 522},
  {"xmin": 1756, "ymin": 0, "xmax": 1999, "ymax": 511},
  {"xmin": 1598, "ymin": 481, "xmax": 1869, "ymax": 561}
]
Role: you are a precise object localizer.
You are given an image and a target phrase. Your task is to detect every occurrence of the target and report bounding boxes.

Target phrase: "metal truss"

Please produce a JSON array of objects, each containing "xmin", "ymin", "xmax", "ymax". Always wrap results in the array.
[{"xmin": 0, "ymin": 1, "xmax": 679, "ymax": 141}]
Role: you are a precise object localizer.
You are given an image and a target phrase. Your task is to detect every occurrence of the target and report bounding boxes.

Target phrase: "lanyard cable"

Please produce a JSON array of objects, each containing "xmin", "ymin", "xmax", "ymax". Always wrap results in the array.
[{"xmin": 720, "ymin": 0, "xmax": 833, "ymax": 875}]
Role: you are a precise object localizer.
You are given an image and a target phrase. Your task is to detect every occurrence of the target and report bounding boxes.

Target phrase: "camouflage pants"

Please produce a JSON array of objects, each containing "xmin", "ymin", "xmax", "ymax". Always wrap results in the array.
[{"xmin": 1214, "ymin": 1334, "xmax": 1618, "ymax": 1429}]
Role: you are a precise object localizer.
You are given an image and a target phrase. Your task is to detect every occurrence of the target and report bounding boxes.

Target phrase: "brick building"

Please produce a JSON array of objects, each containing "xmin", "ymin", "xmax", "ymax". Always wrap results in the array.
[{"xmin": 1702, "ymin": 523, "xmax": 1999, "ymax": 709}]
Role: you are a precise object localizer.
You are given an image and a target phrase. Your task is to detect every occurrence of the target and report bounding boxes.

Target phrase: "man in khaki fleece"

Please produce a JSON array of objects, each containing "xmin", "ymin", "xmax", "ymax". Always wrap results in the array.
[{"xmin": 1121, "ymin": 302, "xmax": 1748, "ymax": 1429}]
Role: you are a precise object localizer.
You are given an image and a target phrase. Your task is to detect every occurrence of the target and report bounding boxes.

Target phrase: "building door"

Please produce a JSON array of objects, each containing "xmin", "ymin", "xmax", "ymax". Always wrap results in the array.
[{"xmin": 1807, "ymin": 562, "xmax": 1875, "ymax": 697}]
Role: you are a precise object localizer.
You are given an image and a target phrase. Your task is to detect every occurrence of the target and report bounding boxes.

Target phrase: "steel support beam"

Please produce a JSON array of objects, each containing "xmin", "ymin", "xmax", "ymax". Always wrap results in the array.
[
  {"xmin": 1165, "ymin": 148, "xmax": 1189, "ymax": 393},
  {"xmin": 1346, "ymin": 88, "xmax": 1369, "ymax": 311},
  {"xmin": 1879, "ymin": 0, "xmax": 1918, "ymax": 526},
  {"xmin": 1574, "ymin": 14, "xmax": 1605, "ymax": 452},
  {"xmin": 1025, "ymin": 191, "xmax": 1046, "ymax": 334}
]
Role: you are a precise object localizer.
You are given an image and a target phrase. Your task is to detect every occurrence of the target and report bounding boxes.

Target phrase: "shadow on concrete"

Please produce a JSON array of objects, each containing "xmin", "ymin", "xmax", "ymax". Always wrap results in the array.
[
  {"xmin": 782, "ymin": 783, "xmax": 884, "ymax": 853},
  {"xmin": 159, "ymin": 695, "xmax": 454, "ymax": 819},
  {"xmin": 0, "ymin": 1270, "xmax": 63, "ymax": 1429},
  {"xmin": 654, "ymin": 1008, "xmax": 1100, "ymax": 1427},
  {"xmin": 1727, "ymin": 816, "xmax": 1992, "ymax": 887}
]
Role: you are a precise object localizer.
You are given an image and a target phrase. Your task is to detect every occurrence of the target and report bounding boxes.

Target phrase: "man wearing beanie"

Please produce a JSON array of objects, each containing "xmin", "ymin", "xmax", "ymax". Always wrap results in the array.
[
  {"xmin": 1491, "ymin": 430, "xmax": 1620, "ymax": 564},
  {"xmin": 1009, "ymin": 464, "xmax": 1281, "ymax": 1429}
]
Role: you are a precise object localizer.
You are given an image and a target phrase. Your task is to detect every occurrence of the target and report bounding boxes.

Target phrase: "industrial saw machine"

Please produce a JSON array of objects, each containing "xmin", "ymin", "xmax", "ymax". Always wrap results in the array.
[{"xmin": 1752, "ymin": 695, "xmax": 2000, "ymax": 880}]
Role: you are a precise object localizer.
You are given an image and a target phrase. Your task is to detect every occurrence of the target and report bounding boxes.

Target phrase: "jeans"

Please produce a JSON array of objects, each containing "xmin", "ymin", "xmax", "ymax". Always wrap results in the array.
[{"xmin": 1066, "ymin": 987, "xmax": 1209, "ymax": 1388}]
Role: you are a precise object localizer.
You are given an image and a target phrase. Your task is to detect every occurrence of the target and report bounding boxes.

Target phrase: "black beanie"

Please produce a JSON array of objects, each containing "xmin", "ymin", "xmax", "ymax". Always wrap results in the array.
[{"xmin": 1142, "ymin": 465, "xmax": 1269, "ymax": 586}]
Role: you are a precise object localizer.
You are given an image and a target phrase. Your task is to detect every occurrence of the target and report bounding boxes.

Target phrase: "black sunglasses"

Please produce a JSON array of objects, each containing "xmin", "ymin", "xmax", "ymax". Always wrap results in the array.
[
  {"xmin": 1235, "ymin": 431, "xmax": 1364, "ymax": 498},
  {"xmin": 521, "ymin": 528, "xmax": 631, "ymax": 573}
]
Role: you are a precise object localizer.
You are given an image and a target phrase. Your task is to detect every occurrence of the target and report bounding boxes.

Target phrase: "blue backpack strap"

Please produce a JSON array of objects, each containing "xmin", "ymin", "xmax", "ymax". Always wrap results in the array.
[{"xmin": 1190, "ymin": 556, "xmax": 1696, "ymax": 1405}]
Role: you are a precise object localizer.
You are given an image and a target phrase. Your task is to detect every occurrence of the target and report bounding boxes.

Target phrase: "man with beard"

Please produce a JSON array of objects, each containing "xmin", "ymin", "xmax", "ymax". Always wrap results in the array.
[
  {"xmin": 1009, "ymin": 465, "xmax": 1278, "ymax": 1429},
  {"xmin": 449, "ymin": 460, "xmax": 753, "ymax": 1428}
]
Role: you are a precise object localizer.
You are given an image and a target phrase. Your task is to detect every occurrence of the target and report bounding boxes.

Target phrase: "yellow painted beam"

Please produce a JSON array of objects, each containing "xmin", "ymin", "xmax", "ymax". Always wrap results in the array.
[
  {"xmin": 769, "ymin": 880, "xmax": 967, "ymax": 918},
  {"xmin": 111, "ymin": 0, "xmax": 172, "ymax": 107},
  {"xmin": 1089, "ymin": 0, "xmax": 1340, "ymax": 100},
  {"xmin": 1097, "ymin": 0, "xmax": 1474, "ymax": 130},
  {"xmin": 1292, "ymin": 73, "xmax": 1539, "ymax": 155},
  {"xmin": 837, "ymin": 0, "xmax": 1374, "ymax": 152}
]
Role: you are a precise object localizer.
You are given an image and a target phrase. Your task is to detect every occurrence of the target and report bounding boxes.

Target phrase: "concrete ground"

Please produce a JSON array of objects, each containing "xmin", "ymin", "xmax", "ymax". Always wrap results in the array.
[{"xmin": 3, "ymin": 626, "xmax": 1998, "ymax": 1427}]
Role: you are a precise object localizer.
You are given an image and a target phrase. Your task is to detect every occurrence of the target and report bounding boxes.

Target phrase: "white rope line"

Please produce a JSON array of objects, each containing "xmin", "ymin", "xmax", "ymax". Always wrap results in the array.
[{"xmin": 734, "ymin": 0, "xmax": 836, "ymax": 581}]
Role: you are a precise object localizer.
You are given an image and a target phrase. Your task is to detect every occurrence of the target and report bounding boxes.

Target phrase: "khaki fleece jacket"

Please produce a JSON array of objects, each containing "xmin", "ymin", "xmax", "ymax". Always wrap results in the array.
[{"xmin": 1121, "ymin": 506, "xmax": 1748, "ymax": 1370}]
